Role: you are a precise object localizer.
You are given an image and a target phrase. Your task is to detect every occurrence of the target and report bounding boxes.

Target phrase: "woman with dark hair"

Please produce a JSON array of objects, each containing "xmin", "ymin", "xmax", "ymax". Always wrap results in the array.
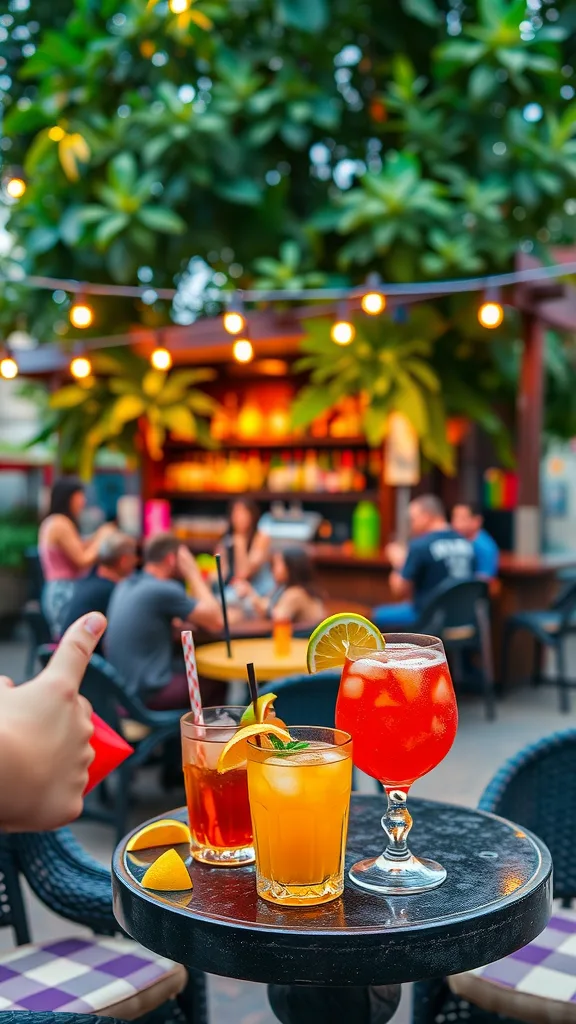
[
  {"xmin": 215, "ymin": 499, "xmax": 273, "ymax": 612},
  {"xmin": 236, "ymin": 546, "xmax": 326, "ymax": 625},
  {"xmin": 39, "ymin": 477, "xmax": 115, "ymax": 637}
]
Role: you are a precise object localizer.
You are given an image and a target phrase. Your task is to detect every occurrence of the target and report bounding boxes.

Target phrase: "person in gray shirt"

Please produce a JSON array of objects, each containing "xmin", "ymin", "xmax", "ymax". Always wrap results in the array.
[{"xmin": 105, "ymin": 533, "xmax": 223, "ymax": 709}]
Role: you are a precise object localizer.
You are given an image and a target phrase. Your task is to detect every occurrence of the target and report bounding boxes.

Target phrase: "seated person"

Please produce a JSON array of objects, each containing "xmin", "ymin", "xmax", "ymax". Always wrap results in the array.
[
  {"xmin": 59, "ymin": 531, "xmax": 137, "ymax": 650},
  {"xmin": 236, "ymin": 547, "xmax": 326, "ymax": 625},
  {"xmin": 373, "ymin": 494, "xmax": 476, "ymax": 630},
  {"xmin": 215, "ymin": 499, "xmax": 273, "ymax": 617},
  {"xmin": 105, "ymin": 533, "xmax": 223, "ymax": 710},
  {"xmin": 451, "ymin": 501, "xmax": 500, "ymax": 579}
]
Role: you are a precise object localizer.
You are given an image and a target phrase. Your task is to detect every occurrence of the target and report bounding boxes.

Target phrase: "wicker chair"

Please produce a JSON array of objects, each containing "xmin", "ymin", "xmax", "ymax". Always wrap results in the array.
[
  {"xmin": 412, "ymin": 728, "xmax": 576, "ymax": 1024},
  {"xmin": 0, "ymin": 1014, "xmax": 124, "ymax": 1024},
  {"xmin": 0, "ymin": 829, "xmax": 207, "ymax": 1024}
]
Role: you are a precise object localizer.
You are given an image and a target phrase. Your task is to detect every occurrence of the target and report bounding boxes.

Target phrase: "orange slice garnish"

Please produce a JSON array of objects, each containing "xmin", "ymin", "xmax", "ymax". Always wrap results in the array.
[{"xmin": 217, "ymin": 722, "xmax": 291, "ymax": 774}]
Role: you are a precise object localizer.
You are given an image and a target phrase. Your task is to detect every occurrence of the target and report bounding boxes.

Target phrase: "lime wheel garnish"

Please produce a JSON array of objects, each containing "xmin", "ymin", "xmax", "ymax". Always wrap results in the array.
[{"xmin": 307, "ymin": 613, "xmax": 385, "ymax": 672}]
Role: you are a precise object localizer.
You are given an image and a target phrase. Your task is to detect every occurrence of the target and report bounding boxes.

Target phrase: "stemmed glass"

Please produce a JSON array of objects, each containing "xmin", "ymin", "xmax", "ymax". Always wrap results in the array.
[{"xmin": 335, "ymin": 633, "xmax": 458, "ymax": 895}]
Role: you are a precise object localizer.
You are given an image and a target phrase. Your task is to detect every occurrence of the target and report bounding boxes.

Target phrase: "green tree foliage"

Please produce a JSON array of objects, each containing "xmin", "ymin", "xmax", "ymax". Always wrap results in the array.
[{"xmin": 2, "ymin": 0, "xmax": 576, "ymax": 463}]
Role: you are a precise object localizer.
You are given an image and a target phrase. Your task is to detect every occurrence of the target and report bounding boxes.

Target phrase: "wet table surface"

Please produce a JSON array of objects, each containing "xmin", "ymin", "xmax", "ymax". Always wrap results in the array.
[{"xmin": 112, "ymin": 795, "xmax": 552, "ymax": 988}]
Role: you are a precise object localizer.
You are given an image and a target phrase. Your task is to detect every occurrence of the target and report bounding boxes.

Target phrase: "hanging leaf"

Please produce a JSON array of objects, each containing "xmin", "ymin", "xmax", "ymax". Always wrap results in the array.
[
  {"xmin": 161, "ymin": 405, "xmax": 197, "ymax": 440},
  {"xmin": 49, "ymin": 386, "xmax": 90, "ymax": 409},
  {"xmin": 276, "ymin": 0, "xmax": 328, "ymax": 33},
  {"xmin": 401, "ymin": 0, "xmax": 440, "ymax": 26},
  {"xmin": 109, "ymin": 394, "xmax": 147, "ymax": 428},
  {"xmin": 290, "ymin": 387, "xmax": 335, "ymax": 429},
  {"xmin": 142, "ymin": 369, "xmax": 167, "ymax": 397},
  {"xmin": 137, "ymin": 206, "xmax": 187, "ymax": 234}
]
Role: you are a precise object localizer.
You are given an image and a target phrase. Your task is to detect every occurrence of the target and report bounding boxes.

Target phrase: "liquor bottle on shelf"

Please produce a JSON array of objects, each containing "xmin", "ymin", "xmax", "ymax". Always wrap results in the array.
[
  {"xmin": 339, "ymin": 449, "xmax": 355, "ymax": 491},
  {"xmin": 210, "ymin": 393, "xmax": 238, "ymax": 441},
  {"xmin": 303, "ymin": 450, "xmax": 320, "ymax": 492},
  {"xmin": 354, "ymin": 450, "xmax": 368, "ymax": 491}
]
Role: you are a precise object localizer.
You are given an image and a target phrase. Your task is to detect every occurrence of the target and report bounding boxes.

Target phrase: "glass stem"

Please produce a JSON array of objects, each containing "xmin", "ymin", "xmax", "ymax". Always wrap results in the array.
[{"xmin": 381, "ymin": 789, "xmax": 412, "ymax": 861}]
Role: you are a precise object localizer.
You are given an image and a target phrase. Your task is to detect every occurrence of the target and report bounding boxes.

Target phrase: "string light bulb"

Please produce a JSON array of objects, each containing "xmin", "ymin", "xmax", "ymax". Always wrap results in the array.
[
  {"xmin": 331, "ymin": 304, "xmax": 355, "ymax": 346},
  {"xmin": 69, "ymin": 298, "xmax": 94, "ymax": 329},
  {"xmin": 6, "ymin": 177, "xmax": 26, "ymax": 199},
  {"xmin": 223, "ymin": 293, "xmax": 246, "ymax": 335},
  {"xmin": 361, "ymin": 274, "xmax": 386, "ymax": 315},
  {"xmin": 70, "ymin": 355, "xmax": 92, "ymax": 379},
  {"xmin": 478, "ymin": 297, "xmax": 504, "ymax": 329},
  {"xmin": 0, "ymin": 356, "xmax": 18, "ymax": 380},
  {"xmin": 151, "ymin": 347, "xmax": 172, "ymax": 370},
  {"xmin": 361, "ymin": 291, "xmax": 386, "ymax": 315},
  {"xmin": 169, "ymin": 0, "xmax": 190, "ymax": 11},
  {"xmin": 233, "ymin": 338, "xmax": 254, "ymax": 363}
]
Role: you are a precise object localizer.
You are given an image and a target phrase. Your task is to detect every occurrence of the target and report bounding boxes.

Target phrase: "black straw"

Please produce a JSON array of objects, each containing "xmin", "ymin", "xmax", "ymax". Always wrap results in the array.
[
  {"xmin": 246, "ymin": 663, "xmax": 261, "ymax": 745},
  {"xmin": 246, "ymin": 662, "xmax": 259, "ymax": 710},
  {"xmin": 215, "ymin": 552, "xmax": 232, "ymax": 658}
]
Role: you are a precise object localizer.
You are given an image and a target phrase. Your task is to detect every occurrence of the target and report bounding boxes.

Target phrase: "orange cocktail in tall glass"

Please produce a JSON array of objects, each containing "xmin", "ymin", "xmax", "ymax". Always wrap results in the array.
[
  {"xmin": 181, "ymin": 707, "xmax": 254, "ymax": 866},
  {"xmin": 336, "ymin": 633, "xmax": 457, "ymax": 895},
  {"xmin": 247, "ymin": 727, "xmax": 352, "ymax": 905}
]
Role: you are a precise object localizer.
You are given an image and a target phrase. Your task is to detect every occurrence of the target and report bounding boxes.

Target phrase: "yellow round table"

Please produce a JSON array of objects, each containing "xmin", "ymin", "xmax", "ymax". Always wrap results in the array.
[{"xmin": 195, "ymin": 637, "xmax": 309, "ymax": 683}]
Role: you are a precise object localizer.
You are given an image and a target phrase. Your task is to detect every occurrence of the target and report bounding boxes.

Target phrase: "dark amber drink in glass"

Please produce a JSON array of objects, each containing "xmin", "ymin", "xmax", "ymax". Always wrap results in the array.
[{"xmin": 181, "ymin": 707, "xmax": 254, "ymax": 866}]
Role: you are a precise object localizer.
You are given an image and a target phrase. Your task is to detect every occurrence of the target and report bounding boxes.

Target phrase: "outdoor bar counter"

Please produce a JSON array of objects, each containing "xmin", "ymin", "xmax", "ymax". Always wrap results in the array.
[{"xmin": 308, "ymin": 544, "xmax": 576, "ymax": 681}]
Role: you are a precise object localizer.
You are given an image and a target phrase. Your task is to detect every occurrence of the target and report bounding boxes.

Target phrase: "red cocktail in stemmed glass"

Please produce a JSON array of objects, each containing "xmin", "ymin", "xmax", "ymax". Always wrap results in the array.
[{"xmin": 336, "ymin": 633, "xmax": 458, "ymax": 894}]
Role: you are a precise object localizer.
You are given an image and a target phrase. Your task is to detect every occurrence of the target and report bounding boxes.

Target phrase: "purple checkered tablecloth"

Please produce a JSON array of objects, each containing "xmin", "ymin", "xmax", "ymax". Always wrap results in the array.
[
  {"xmin": 468, "ymin": 908, "xmax": 576, "ymax": 1001},
  {"xmin": 0, "ymin": 935, "xmax": 178, "ymax": 1013}
]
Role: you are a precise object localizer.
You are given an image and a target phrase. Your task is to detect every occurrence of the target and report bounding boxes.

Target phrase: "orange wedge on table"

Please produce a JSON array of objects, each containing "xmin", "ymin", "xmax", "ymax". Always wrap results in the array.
[
  {"xmin": 127, "ymin": 818, "xmax": 191, "ymax": 851},
  {"xmin": 217, "ymin": 722, "xmax": 291, "ymax": 774},
  {"xmin": 141, "ymin": 849, "xmax": 193, "ymax": 892}
]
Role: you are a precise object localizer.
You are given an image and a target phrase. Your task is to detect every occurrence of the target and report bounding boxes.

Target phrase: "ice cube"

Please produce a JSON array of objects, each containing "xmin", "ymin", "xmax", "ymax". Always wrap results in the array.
[
  {"xmin": 374, "ymin": 691, "xmax": 401, "ymax": 708},
  {"xmin": 342, "ymin": 672, "xmax": 364, "ymax": 699},
  {"xmin": 432, "ymin": 675, "xmax": 453, "ymax": 704},
  {"xmin": 213, "ymin": 714, "xmax": 238, "ymax": 729},
  {"xmin": 261, "ymin": 758, "xmax": 303, "ymax": 795},
  {"xmin": 431, "ymin": 715, "xmax": 446, "ymax": 735}
]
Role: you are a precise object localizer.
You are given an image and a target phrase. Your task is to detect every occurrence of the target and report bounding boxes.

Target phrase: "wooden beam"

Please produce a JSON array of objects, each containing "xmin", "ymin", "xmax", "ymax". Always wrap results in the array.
[{"xmin": 515, "ymin": 312, "xmax": 544, "ymax": 556}]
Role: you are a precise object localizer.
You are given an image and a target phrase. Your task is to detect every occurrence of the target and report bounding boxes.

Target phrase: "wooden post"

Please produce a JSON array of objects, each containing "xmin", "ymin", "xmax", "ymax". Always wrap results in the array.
[{"xmin": 515, "ymin": 312, "xmax": 544, "ymax": 556}]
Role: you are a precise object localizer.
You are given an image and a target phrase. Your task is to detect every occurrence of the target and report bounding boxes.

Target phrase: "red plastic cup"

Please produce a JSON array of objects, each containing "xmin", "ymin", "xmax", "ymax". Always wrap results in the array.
[{"xmin": 85, "ymin": 713, "xmax": 134, "ymax": 795}]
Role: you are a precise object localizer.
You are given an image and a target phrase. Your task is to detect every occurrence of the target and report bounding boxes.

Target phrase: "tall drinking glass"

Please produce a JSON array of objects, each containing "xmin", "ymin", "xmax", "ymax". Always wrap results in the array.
[
  {"xmin": 247, "ymin": 727, "xmax": 352, "ymax": 905},
  {"xmin": 181, "ymin": 706, "xmax": 254, "ymax": 866},
  {"xmin": 336, "ymin": 634, "xmax": 458, "ymax": 894}
]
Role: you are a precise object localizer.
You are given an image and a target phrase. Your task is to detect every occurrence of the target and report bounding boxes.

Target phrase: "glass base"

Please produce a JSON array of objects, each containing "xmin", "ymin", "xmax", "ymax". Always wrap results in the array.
[
  {"xmin": 256, "ymin": 876, "xmax": 344, "ymax": 906},
  {"xmin": 349, "ymin": 852, "xmax": 447, "ymax": 895},
  {"xmin": 191, "ymin": 845, "xmax": 255, "ymax": 867}
]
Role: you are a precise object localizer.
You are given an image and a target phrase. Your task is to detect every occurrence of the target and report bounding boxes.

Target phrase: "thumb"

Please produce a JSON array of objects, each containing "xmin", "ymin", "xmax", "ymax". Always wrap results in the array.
[{"xmin": 37, "ymin": 612, "xmax": 107, "ymax": 693}]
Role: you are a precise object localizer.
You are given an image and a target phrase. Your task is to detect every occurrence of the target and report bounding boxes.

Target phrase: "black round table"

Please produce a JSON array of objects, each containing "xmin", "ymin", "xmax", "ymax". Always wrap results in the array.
[{"xmin": 112, "ymin": 795, "xmax": 552, "ymax": 1024}]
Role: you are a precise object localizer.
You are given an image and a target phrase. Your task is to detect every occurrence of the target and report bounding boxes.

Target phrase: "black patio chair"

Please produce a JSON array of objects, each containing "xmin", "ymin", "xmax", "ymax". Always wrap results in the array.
[
  {"xmin": 37, "ymin": 647, "xmax": 185, "ymax": 842},
  {"xmin": 415, "ymin": 578, "xmax": 495, "ymax": 720},
  {"xmin": 501, "ymin": 577, "xmax": 576, "ymax": 712},
  {"xmin": 412, "ymin": 728, "xmax": 576, "ymax": 1024},
  {"xmin": 0, "ymin": 828, "xmax": 207, "ymax": 1024},
  {"xmin": 21, "ymin": 601, "xmax": 52, "ymax": 678}
]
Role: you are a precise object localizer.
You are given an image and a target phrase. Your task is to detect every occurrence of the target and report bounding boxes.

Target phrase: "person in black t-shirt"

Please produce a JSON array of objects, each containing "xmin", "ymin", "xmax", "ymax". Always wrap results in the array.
[
  {"xmin": 59, "ymin": 532, "xmax": 138, "ymax": 649},
  {"xmin": 373, "ymin": 494, "xmax": 476, "ymax": 630}
]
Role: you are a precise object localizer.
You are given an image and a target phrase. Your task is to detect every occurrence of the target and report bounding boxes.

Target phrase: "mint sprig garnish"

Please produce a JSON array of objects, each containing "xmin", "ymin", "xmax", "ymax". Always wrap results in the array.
[{"xmin": 268, "ymin": 734, "xmax": 310, "ymax": 757}]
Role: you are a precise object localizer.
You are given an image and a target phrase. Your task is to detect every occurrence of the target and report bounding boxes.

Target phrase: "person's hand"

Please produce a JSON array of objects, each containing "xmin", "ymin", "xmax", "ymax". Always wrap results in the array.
[
  {"xmin": 0, "ymin": 612, "xmax": 107, "ymax": 832},
  {"xmin": 385, "ymin": 541, "xmax": 407, "ymax": 570},
  {"xmin": 232, "ymin": 578, "xmax": 252, "ymax": 599},
  {"xmin": 177, "ymin": 544, "xmax": 200, "ymax": 580},
  {"xmin": 96, "ymin": 522, "xmax": 116, "ymax": 541}
]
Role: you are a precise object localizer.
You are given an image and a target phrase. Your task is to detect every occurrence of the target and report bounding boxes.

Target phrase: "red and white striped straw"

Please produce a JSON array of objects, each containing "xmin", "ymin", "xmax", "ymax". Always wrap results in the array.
[{"xmin": 181, "ymin": 630, "xmax": 204, "ymax": 725}]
